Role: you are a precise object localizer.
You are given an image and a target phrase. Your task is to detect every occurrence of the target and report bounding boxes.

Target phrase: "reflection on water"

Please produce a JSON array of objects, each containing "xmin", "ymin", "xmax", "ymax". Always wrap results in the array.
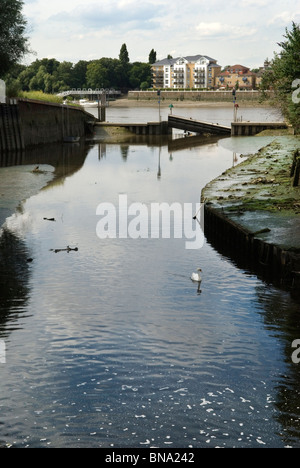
[
  {"xmin": 0, "ymin": 127, "xmax": 300, "ymax": 448},
  {"xmin": 0, "ymin": 230, "xmax": 31, "ymax": 336}
]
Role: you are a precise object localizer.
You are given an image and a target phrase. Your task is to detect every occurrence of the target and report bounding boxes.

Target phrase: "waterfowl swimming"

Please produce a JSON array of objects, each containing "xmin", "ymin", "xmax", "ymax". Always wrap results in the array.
[{"xmin": 191, "ymin": 268, "xmax": 202, "ymax": 283}]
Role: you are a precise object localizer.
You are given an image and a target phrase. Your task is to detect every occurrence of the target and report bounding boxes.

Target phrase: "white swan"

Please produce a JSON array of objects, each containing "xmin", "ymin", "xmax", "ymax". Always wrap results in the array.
[{"xmin": 191, "ymin": 268, "xmax": 202, "ymax": 283}]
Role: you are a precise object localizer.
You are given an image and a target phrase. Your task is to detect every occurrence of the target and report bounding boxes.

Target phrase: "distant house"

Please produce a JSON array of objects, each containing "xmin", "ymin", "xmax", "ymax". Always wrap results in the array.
[
  {"xmin": 255, "ymin": 61, "xmax": 273, "ymax": 89},
  {"xmin": 216, "ymin": 64, "xmax": 256, "ymax": 90},
  {"xmin": 152, "ymin": 55, "xmax": 221, "ymax": 89}
]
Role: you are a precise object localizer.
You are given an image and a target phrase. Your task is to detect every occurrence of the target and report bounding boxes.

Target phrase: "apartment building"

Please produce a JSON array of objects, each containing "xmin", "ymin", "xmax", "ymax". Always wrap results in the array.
[
  {"xmin": 215, "ymin": 64, "xmax": 256, "ymax": 90},
  {"xmin": 152, "ymin": 55, "xmax": 221, "ymax": 89}
]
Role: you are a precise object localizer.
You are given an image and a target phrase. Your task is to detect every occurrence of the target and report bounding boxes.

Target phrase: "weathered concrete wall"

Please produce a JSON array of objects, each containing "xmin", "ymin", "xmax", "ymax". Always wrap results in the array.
[
  {"xmin": 231, "ymin": 121, "xmax": 288, "ymax": 136},
  {"xmin": 0, "ymin": 103, "xmax": 24, "ymax": 151},
  {"xmin": 204, "ymin": 204, "xmax": 300, "ymax": 289},
  {"xmin": 129, "ymin": 90, "xmax": 267, "ymax": 102},
  {"xmin": 0, "ymin": 99, "xmax": 95, "ymax": 152},
  {"xmin": 18, "ymin": 99, "xmax": 93, "ymax": 148},
  {"xmin": 202, "ymin": 137, "xmax": 300, "ymax": 289},
  {"xmin": 95, "ymin": 121, "xmax": 171, "ymax": 136}
]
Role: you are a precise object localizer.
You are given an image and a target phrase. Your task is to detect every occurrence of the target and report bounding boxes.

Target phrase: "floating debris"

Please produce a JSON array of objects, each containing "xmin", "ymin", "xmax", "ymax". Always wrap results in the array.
[{"xmin": 50, "ymin": 246, "xmax": 78, "ymax": 254}]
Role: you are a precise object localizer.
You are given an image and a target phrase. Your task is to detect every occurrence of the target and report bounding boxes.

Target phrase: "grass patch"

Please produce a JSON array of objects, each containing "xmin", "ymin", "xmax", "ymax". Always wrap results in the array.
[{"xmin": 18, "ymin": 91, "xmax": 64, "ymax": 104}]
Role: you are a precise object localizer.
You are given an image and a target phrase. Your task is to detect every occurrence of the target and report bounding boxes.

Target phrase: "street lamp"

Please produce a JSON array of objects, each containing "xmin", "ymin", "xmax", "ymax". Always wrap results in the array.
[{"xmin": 157, "ymin": 90, "xmax": 161, "ymax": 122}]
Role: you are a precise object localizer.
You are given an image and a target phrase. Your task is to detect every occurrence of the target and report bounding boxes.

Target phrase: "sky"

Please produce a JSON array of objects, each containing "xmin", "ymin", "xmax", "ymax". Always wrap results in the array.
[{"xmin": 23, "ymin": 0, "xmax": 300, "ymax": 68}]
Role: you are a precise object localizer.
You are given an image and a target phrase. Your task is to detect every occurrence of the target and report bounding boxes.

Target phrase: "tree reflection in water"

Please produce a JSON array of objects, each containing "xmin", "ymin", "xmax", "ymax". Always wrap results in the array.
[{"xmin": 0, "ymin": 229, "xmax": 31, "ymax": 338}]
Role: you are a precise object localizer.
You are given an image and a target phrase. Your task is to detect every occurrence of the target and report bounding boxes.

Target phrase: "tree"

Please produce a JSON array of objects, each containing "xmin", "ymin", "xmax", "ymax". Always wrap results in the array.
[
  {"xmin": 261, "ymin": 22, "xmax": 300, "ymax": 132},
  {"xmin": 57, "ymin": 61, "xmax": 73, "ymax": 88},
  {"xmin": 72, "ymin": 61, "xmax": 89, "ymax": 89},
  {"xmin": 0, "ymin": 0, "xmax": 30, "ymax": 77},
  {"xmin": 86, "ymin": 60, "xmax": 110, "ymax": 89},
  {"xmin": 129, "ymin": 62, "xmax": 152, "ymax": 89},
  {"xmin": 119, "ymin": 44, "xmax": 130, "ymax": 65},
  {"xmin": 149, "ymin": 49, "xmax": 157, "ymax": 64}
]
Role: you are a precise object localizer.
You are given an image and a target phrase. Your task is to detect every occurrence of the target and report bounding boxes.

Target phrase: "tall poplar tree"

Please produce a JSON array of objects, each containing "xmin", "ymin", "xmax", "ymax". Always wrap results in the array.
[
  {"xmin": 149, "ymin": 49, "xmax": 157, "ymax": 64},
  {"xmin": 119, "ymin": 44, "xmax": 130, "ymax": 65}
]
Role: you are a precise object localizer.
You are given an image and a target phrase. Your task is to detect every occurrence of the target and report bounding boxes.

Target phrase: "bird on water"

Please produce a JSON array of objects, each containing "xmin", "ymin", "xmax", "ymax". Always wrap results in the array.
[{"xmin": 191, "ymin": 268, "xmax": 202, "ymax": 283}]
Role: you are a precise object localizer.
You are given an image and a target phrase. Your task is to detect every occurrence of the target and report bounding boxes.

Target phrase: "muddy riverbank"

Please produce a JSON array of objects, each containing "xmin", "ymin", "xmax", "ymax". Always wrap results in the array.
[
  {"xmin": 0, "ymin": 143, "xmax": 89, "ymax": 230},
  {"xmin": 202, "ymin": 136, "xmax": 300, "ymax": 287},
  {"xmin": 0, "ymin": 165, "xmax": 54, "ymax": 229}
]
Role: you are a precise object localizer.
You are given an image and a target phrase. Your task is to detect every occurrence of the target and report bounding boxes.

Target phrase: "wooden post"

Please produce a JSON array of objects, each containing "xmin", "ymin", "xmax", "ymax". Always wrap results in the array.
[
  {"xmin": 293, "ymin": 157, "xmax": 300, "ymax": 187},
  {"xmin": 97, "ymin": 95, "xmax": 101, "ymax": 121},
  {"xmin": 101, "ymin": 93, "xmax": 106, "ymax": 122},
  {"xmin": 290, "ymin": 149, "xmax": 299, "ymax": 177}
]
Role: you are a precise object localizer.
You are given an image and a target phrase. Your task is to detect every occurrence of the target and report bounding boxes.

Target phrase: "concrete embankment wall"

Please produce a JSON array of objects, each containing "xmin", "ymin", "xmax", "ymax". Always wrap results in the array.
[
  {"xmin": 202, "ymin": 137, "xmax": 300, "ymax": 289},
  {"xmin": 204, "ymin": 205, "xmax": 300, "ymax": 289},
  {"xmin": 0, "ymin": 103, "xmax": 24, "ymax": 151},
  {"xmin": 0, "ymin": 99, "xmax": 94, "ymax": 151},
  {"xmin": 129, "ymin": 90, "xmax": 268, "ymax": 102}
]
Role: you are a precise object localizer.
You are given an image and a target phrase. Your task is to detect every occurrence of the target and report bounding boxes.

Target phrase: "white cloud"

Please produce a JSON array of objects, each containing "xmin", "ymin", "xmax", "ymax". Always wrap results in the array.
[
  {"xmin": 196, "ymin": 22, "xmax": 257, "ymax": 38},
  {"xmin": 268, "ymin": 10, "xmax": 300, "ymax": 25},
  {"xmin": 23, "ymin": 0, "xmax": 299, "ymax": 67}
]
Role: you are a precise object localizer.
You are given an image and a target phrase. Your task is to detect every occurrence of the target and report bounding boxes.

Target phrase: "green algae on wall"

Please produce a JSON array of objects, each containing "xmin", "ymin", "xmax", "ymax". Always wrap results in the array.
[{"xmin": 202, "ymin": 137, "xmax": 300, "ymax": 215}]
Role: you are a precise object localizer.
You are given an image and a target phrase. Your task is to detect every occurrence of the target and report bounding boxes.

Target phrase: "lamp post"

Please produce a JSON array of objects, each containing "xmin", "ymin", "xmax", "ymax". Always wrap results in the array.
[
  {"xmin": 232, "ymin": 88, "xmax": 239, "ymax": 122},
  {"xmin": 157, "ymin": 90, "xmax": 161, "ymax": 122}
]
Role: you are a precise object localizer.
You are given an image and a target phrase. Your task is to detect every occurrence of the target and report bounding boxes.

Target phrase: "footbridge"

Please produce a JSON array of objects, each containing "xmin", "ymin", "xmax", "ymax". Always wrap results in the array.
[
  {"xmin": 57, "ymin": 89, "xmax": 121, "ymax": 99},
  {"xmin": 168, "ymin": 115, "xmax": 231, "ymax": 136}
]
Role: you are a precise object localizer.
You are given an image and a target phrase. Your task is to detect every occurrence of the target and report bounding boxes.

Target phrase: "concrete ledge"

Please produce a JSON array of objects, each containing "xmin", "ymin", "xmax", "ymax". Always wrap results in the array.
[
  {"xmin": 202, "ymin": 136, "xmax": 300, "ymax": 289},
  {"xmin": 95, "ymin": 121, "xmax": 171, "ymax": 135},
  {"xmin": 204, "ymin": 204, "xmax": 300, "ymax": 288},
  {"xmin": 231, "ymin": 122, "xmax": 288, "ymax": 136}
]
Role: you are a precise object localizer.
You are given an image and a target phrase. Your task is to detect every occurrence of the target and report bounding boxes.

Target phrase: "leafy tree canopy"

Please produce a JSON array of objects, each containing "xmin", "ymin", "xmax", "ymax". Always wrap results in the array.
[
  {"xmin": 4, "ymin": 44, "xmax": 154, "ymax": 95},
  {"xmin": 0, "ymin": 0, "xmax": 30, "ymax": 77},
  {"xmin": 261, "ymin": 22, "xmax": 300, "ymax": 132}
]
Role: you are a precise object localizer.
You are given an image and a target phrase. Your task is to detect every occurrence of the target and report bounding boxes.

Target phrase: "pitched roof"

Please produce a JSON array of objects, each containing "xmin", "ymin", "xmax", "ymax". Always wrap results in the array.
[
  {"xmin": 153, "ymin": 57, "xmax": 178, "ymax": 66},
  {"xmin": 153, "ymin": 55, "xmax": 218, "ymax": 66},
  {"xmin": 225, "ymin": 64, "xmax": 250, "ymax": 73}
]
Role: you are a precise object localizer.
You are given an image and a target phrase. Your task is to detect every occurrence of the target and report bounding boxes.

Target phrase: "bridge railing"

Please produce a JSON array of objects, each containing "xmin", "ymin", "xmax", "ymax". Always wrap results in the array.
[
  {"xmin": 168, "ymin": 115, "xmax": 231, "ymax": 135},
  {"xmin": 57, "ymin": 89, "xmax": 121, "ymax": 98}
]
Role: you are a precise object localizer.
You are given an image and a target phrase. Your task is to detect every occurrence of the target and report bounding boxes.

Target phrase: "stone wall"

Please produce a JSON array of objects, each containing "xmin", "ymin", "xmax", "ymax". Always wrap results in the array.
[{"xmin": 128, "ymin": 90, "xmax": 266, "ymax": 102}]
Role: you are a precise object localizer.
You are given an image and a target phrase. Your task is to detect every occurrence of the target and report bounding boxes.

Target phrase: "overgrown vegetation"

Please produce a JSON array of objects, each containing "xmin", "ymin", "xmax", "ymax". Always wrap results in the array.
[
  {"xmin": 18, "ymin": 91, "xmax": 63, "ymax": 104},
  {"xmin": 261, "ymin": 22, "xmax": 300, "ymax": 133}
]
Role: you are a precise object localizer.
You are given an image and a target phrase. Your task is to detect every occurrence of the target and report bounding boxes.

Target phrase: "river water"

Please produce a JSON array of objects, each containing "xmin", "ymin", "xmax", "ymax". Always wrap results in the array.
[{"xmin": 0, "ymin": 106, "xmax": 300, "ymax": 448}]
